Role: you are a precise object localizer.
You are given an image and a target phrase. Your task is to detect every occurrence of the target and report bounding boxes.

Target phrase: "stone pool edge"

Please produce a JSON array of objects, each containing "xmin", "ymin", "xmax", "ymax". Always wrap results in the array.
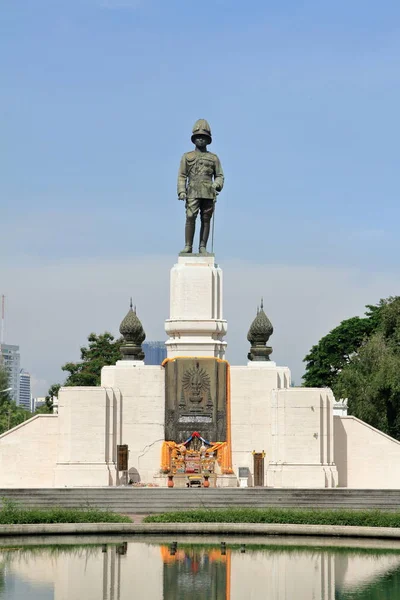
[{"xmin": 2, "ymin": 522, "xmax": 400, "ymax": 539}]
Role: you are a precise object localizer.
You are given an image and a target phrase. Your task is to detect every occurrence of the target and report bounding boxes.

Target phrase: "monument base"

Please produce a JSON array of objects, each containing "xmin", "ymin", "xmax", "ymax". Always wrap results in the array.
[
  {"xmin": 154, "ymin": 473, "xmax": 237, "ymax": 488},
  {"xmin": 165, "ymin": 255, "xmax": 227, "ymax": 359},
  {"xmin": 266, "ymin": 464, "xmax": 338, "ymax": 488},
  {"xmin": 54, "ymin": 463, "xmax": 117, "ymax": 487},
  {"xmin": 215, "ymin": 474, "xmax": 238, "ymax": 487}
]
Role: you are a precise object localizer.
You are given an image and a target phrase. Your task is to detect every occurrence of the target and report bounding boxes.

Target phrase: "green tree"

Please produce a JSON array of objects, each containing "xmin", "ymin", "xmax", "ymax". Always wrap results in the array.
[
  {"xmin": 39, "ymin": 383, "xmax": 61, "ymax": 414},
  {"xmin": 45, "ymin": 332, "xmax": 123, "ymax": 400},
  {"xmin": 302, "ymin": 316, "xmax": 372, "ymax": 389},
  {"xmin": 302, "ymin": 297, "xmax": 398, "ymax": 389},
  {"xmin": 304, "ymin": 297, "xmax": 400, "ymax": 440},
  {"xmin": 0, "ymin": 366, "xmax": 10, "ymax": 400},
  {"xmin": 336, "ymin": 338, "xmax": 400, "ymax": 439},
  {"xmin": 62, "ymin": 332, "xmax": 123, "ymax": 386},
  {"xmin": 0, "ymin": 365, "xmax": 31, "ymax": 434}
]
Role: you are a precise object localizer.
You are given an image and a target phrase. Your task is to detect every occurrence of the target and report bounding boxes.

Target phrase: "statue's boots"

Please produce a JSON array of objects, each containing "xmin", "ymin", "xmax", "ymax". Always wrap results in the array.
[
  {"xmin": 181, "ymin": 218, "xmax": 195, "ymax": 253},
  {"xmin": 199, "ymin": 218, "xmax": 211, "ymax": 254}
]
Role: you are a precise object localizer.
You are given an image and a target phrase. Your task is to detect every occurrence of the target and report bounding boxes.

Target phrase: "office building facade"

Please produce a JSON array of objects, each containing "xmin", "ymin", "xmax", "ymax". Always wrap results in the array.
[
  {"xmin": 19, "ymin": 369, "xmax": 32, "ymax": 411},
  {"xmin": 31, "ymin": 396, "xmax": 46, "ymax": 412},
  {"xmin": 0, "ymin": 344, "xmax": 20, "ymax": 403},
  {"xmin": 143, "ymin": 341, "xmax": 167, "ymax": 366}
]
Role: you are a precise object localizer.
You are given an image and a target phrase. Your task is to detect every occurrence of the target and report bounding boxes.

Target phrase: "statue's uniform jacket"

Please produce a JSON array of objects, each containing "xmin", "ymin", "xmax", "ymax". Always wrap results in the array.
[{"xmin": 177, "ymin": 150, "xmax": 224, "ymax": 201}]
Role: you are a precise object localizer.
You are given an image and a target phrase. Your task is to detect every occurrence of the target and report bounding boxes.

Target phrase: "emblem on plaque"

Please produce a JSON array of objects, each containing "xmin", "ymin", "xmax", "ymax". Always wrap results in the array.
[
  {"xmin": 164, "ymin": 357, "xmax": 227, "ymax": 443},
  {"xmin": 182, "ymin": 362, "xmax": 211, "ymax": 407}
]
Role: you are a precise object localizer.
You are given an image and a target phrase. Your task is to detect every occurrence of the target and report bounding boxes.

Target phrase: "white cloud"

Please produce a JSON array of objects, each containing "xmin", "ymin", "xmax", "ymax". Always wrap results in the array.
[{"xmin": 1, "ymin": 256, "xmax": 397, "ymax": 396}]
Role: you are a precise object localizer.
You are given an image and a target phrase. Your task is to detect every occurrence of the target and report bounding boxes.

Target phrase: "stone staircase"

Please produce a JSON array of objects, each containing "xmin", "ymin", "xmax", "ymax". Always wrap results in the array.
[{"xmin": 1, "ymin": 488, "xmax": 400, "ymax": 514}]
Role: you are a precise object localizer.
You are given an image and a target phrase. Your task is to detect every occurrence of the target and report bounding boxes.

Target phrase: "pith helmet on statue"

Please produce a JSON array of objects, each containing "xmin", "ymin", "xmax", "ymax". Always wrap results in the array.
[{"xmin": 191, "ymin": 119, "xmax": 212, "ymax": 144}]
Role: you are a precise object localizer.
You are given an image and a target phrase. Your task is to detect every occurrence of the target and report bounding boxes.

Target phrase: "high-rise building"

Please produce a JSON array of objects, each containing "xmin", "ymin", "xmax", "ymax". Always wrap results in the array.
[
  {"xmin": 0, "ymin": 344, "xmax": 20, "ymax": 403},
  {"xmin": 19, "ymin": 369, "xmax": 31, "ymax": 411},
  {"xmin": 143, "ymin": 341, "xmax": 167, "ymax": 365},
  {"xmin": 31, "ymin": 396, "xmax": 46, "ymax": 412}
]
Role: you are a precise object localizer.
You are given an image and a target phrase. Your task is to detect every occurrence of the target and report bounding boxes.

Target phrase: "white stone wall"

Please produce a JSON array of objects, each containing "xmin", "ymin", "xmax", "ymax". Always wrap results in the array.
[
  {"xmin": 3, "ymin": 366, "xmax": 400, "ymax": 489},
  {"xmin": 55, "ymin": 386, "xmax": 119, "ymax": 487},
  {"xmin": 102, "ymin": 362, "xmax": 165, "ymax": 484},
  {"xmin": 334, "ymin": 415, "xmax": 400, "ymax": 488},
  {"xmin": 0, "ymin": 415, "xmax": 58, "ymax": 487},
  {"xmin": 333, "ymin": 398, "xmax": 348, "ymax": 417},
  {"xmin": 230, "ymin": 363, "xmax": 291, "ymax": 485},
  {"xmin": 231, "ymin": 369, "xmax": 338, "ymax": 488},
  {"xmin": 51, "ymin": 363, "xmax": 165, "ymax": 487},
  {"xmin": 267, "ymin": 388, "xmax": 338, "ymax": 488}
]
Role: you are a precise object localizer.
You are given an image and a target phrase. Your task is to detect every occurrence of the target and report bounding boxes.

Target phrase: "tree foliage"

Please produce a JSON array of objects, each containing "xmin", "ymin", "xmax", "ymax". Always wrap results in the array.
[
  {"xmin": 62, "ymin": 332, "xmax": 123, "ymax": 386},
  {"xmin": 0, "ymin": 366, "xmax": 10, "ymax": 401},
  {"xmin": 335, "ymin": 298, "xmax": 400, "ymax": 439},
  {"xmin": 302, "ymin": 316, "xmax": 373, "ymax": 389},
  {"xmin": 40, "ymin": 383, "xmax": 61, "ymax": 413},
  {"xmin": 46, "ymin": 332, "xmax": 123, "ymax": 402},
  {"xmin": 303, "ymin": 298, "xmax": 395, "ymax": 389},
  {"xmin": 0, "ymin": 366, "xmax": 31, "ymax": 435},
  {"xmin": 303, "ymin": 296, "xmax": 400, "ymax": 440}
]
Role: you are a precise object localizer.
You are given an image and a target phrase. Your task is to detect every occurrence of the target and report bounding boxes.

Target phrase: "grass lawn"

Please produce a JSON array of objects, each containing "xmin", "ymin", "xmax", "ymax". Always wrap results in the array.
[
  {"xmin": 144, "ymin": 507, "xmax": 400, "ymax": 527},
  {"xmin": 0, "ymin": 499, "xmax": 131, "ymax": 524}
]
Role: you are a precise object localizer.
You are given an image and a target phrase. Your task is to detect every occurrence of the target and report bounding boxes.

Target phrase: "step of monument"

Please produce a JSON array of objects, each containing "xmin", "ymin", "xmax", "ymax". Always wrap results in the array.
[
  {"xmin": 3, "ymin": 492, "xmax": 397, "ymax": 500},
  {"xmin": 3, "ymin": 488, "xmax": 400, "ymax": 496},
  {"xmin": 3, "ymin": 495, "xmax": 399, "ymax": 504},
  {"xmin": 2, "ymin": 504, "xmax": 399, "ymax": 513},
  {"xmin": 1, "ymin": 488, "xmax": 398, "ymax": 496},
  {"xmin": 1, "ymin": 488, "xmax": 400, "ymax": 513}
]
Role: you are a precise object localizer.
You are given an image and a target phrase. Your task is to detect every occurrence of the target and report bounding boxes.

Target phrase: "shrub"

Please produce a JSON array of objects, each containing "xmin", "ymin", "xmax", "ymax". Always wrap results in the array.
[
  {"xmin": 144, "ymin": 508, "xmax": 400, "ymax": 527},
  {"xmin": 0, "ymin": 498, "xmax": 131, "ymax": 524}
]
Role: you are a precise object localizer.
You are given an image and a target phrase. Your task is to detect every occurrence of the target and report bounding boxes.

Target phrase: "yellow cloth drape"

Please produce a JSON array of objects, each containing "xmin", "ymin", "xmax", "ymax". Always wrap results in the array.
[{"xmin": 161, "ymin": 441, "xmax": 178, "ymax": 472}]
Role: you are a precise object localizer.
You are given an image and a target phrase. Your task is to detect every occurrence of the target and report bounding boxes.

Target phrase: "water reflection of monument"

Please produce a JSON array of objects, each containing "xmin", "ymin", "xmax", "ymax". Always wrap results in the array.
[
  {"xmin": 162, "ymin": 545, "xmax": 228, "ymax": 600},
  {"xmin": 4, "ymin": 542, "xmax": 400, "ymax": 600}
]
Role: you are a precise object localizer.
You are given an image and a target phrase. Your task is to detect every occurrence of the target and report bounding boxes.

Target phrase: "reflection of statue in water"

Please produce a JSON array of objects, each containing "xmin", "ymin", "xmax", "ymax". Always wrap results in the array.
[{"xmin": 177, "ymin": 119, "xmax": 224, "ymax": 254}]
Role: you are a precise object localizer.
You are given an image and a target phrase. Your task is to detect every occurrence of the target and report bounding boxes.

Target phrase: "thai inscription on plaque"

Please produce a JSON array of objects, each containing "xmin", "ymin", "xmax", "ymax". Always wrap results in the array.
[{"xmin": 164, "ymin": 357, "xmax": 227, "ymax": 443}]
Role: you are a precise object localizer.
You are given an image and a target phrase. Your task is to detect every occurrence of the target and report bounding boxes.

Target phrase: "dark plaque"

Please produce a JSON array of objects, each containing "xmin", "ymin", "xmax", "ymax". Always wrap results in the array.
[
  {"xmin": 117, "ymin": 444, "xmax": 128, "ymax": 471},
  {"xmin": 164, "ymin": 358, "xmax": 228, "ymax": 443}
]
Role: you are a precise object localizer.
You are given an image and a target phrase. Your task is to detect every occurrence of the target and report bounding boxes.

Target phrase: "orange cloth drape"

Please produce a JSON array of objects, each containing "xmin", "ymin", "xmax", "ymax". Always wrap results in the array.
[
  {"xmin": 222, "ymin": 361, "xmax": 233, "ymax": 474},
  {"xmin": 161, "ymin": 441, "xmax": 178, "ymax": 472}
]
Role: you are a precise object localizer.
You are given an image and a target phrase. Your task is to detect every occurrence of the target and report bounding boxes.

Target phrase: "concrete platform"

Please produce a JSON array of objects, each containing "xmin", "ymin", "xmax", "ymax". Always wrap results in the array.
[{"xmin": 2, "ymin": 522, "xmax": 400, "ymax": 539}]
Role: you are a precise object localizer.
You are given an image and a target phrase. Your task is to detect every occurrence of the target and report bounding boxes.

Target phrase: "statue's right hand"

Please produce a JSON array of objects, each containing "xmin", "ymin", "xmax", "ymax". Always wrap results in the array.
[{"xmin": 178, "ymin": 193, "xmax": 186, "ymax": 201}]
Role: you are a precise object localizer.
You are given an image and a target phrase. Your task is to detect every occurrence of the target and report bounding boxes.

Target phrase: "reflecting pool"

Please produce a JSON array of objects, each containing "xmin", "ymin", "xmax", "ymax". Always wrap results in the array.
[{"xmin": 2, "ymin": 536, "xmax": 400, "ymax": 599}]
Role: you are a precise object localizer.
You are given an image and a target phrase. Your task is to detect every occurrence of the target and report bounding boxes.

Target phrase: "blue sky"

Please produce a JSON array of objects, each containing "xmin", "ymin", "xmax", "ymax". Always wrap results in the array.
[{"xmin": 1, "ymin": 0, "xmax": 400, "ymax": 395}]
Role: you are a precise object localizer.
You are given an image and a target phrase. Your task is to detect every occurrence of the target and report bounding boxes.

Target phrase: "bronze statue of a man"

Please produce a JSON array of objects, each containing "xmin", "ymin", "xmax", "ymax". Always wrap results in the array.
[{"xmin": 177, "ymin": 119, "xmax": 224, "ymax": 254}]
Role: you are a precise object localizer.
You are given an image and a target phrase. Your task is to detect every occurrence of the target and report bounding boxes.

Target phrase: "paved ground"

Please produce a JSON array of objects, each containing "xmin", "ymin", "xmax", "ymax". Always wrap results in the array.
[{"xmin": 123, "ymin": 514, "xmax": 148, "ymax": 523}]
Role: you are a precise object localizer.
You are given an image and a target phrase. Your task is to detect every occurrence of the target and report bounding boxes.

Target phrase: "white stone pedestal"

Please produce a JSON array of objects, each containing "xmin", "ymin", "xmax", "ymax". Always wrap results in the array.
[
  {"xmin": 54, "ymin": 387, "xmax": 119, "ymax": 487},
  {"xmin": 265, "ymin": 388, "xmax": 339, "ymax": 488},
  {"xmin": 165, "ymin": 254, "xmax": 227, "ymax": 358}
]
